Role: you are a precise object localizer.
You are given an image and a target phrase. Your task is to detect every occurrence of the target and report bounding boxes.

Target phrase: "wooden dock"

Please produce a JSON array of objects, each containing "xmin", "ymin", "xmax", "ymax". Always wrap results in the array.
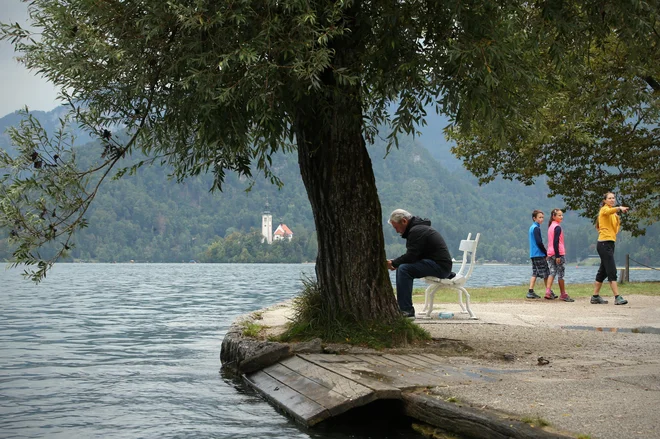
[{"xmin": 244, "ymin": 352, "xmax": 501, "ymax": 426}]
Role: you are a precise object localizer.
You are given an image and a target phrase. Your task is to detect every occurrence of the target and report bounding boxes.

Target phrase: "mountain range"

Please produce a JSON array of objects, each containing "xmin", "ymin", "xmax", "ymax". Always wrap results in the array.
[{"xmin": 1, "ymin": 107, "xmax": 658, "ymax": 266}]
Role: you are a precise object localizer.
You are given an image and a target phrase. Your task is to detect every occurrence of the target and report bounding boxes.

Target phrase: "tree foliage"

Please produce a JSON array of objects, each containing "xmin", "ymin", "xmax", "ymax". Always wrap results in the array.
[
  {"xmin": 449, "ymin": 3, "xmax": 660, "ymax": 235},
  {"xmin": 0, "ymin": 1, "xmax": 657, "ymax": 325}
]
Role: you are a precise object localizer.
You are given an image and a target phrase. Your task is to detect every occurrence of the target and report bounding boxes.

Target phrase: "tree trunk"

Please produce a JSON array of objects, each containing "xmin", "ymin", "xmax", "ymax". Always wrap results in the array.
[
  {"xmin": 294, "ymin": 101, "xmax": 400, "ymax": 323},
  {"xmin": 292, "ymin": 10, "xmax": 400, "ymax": 322}
]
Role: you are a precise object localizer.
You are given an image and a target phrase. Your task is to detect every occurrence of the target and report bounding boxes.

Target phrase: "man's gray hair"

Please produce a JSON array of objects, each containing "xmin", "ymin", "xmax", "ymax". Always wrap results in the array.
[{"xmin": 388, "ymin": 209, "xmax": 412, "ymax": 224}]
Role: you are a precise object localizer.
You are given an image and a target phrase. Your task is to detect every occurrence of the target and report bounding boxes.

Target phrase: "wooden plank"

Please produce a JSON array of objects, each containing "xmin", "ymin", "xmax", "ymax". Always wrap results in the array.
[
  {"xmin": 301, "ymin": 355, "xmax": 401, "ymax": 398},
  {"xmin": 265, "ymin": 363, "xmax": 350, "ymax": 410},
  {"xmin": 413, "ymin": 353, "xmax": 473, "ymax": 375},
  {"xmin": 407, "ymin": 353, "xmax": 442, "ymax": 368},
  {"xmin": 381, "ymin": 354, "xmax": 454, "ymax": 385},
  {"xmin": 407, "ymin": 353, "xmax": 468, "ymax": 375},
  {"xmin": 372, "ymin": 354, "xmax": 441, "ymax": 380},
  {"xmin": 356, "ymin": 354, "xmax": 405, "ymax": 368},
  {"xmin": 266, "ymin": 360, "xmax": 375, "ymax": 417},
  {"xmin": 281, "ymin": 355, "xmax": 373, "ymax": 401},
  {"xmin": 385, "ymin": 353, "xmax": 479, "ymax": 386},
  {"xmin": 413, "ymin": 353, "xmax": 501, "ymax": 383},
  {"xmin": 301, "ymin": 353, "xmax": 365, "ymax": 364},
  {"xmin": 244, "ymin": 370, "xmax": 329, "ymax": 426},
  {"xmin": 383, "ymin": 353, "xmax": 435, "ymax": 369},
  {"xmin": 417, "ymin": 352, "xmax": 450, "ymax": 364},
  {"xmin": 353, "ymin": 354, "xmax": 413, "ymax": 371},
  {"xmin": 352, "ymin": 354, "xmax": 444, "ymax": 389}
]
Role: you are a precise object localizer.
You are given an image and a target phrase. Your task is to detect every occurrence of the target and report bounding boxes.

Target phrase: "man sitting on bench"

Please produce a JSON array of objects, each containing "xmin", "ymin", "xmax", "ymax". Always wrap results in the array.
[{"xmin": 387, "ymin": 209, "xmax": 454, "ymax": 318}]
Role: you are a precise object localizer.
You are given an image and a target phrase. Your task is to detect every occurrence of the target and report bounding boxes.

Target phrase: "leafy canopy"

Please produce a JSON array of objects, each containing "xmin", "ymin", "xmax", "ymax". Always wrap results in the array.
[
  {"xmin": 1, "ymin": 0, "xmax": 658, "ymax": 281},
  {"xmin": 449, "ymin": 4, "xmax": 660, "ymax": 235}
]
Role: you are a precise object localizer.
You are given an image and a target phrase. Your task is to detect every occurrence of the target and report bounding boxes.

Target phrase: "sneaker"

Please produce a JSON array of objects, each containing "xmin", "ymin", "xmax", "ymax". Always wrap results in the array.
[
  {"xmin": 549, "ymin": 290, "xmax": 558, "ymax": 299},
  {"xmin": 560, "ymin": 294, "xmax": 575, "ymax": 302},
  {"xmin": 544, "ymin": 291, "xmax": 555, "ymax": 300},
  {"xmin": 401, "ymin": 309, "xmax": 416, "ymax": 319},
  {"xmin": 591, "ymin": 295, "xmax": 608, "ymax": 304},
  {"xmin": 526, "ymin": 291, "xmax": 541, "ymax": 299},
  {"xmin": 614, "ymin": 295, "xmax": 628, "ymax": 305}
]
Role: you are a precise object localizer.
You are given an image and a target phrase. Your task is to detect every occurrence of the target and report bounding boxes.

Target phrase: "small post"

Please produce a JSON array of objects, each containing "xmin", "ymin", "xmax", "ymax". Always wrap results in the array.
[
  {"xmin": 625, "ymin": 254, "xmax": 630, "ymax": 282},
  {"xmin": 619, "ymin": 269, "xmax": 626, "ymax": 284}
]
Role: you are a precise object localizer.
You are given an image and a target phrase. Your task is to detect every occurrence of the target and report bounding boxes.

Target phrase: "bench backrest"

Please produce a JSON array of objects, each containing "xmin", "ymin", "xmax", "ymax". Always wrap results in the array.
[{"xmin": 456, "ymin": 233, "xmax": 480, "ymax": 280}]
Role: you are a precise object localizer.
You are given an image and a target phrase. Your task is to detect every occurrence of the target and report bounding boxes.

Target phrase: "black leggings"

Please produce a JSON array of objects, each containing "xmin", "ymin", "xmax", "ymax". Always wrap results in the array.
[{"xmin": 596, "ymin": 241, "xmax": 617, "ymax": 283}]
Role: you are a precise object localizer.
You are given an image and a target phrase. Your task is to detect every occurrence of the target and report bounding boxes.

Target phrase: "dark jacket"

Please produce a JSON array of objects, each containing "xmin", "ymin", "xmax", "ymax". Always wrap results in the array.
[{"xmin": 392, "ymin": 217, "xmax": 452, "ymax": 272}]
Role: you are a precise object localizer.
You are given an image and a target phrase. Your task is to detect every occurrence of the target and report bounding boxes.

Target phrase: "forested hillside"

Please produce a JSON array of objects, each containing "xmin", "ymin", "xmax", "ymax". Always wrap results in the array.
[{"xmin": 1, "ymin": 109, "xmax": 658, "ymax": 265}]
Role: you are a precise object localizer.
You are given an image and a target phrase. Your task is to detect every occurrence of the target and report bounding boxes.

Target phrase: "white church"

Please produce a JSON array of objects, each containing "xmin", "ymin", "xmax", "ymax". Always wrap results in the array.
[{"xmin": 261, "ymin": 204, "xmax": 293, "ymax": 244}]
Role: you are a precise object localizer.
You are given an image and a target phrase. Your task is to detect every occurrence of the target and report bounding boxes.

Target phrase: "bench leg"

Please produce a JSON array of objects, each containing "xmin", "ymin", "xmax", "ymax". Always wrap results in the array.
[
  {"xmin": 457, "ymin": 288, "xmax": 468, "ymax": 313},
  {"xmin": 459, "ymin": 286, "xmax": 478, "ymax": 319},
  {"xmin": 421, "ymin": 284, "xmax": 439, "ymax": 318}
]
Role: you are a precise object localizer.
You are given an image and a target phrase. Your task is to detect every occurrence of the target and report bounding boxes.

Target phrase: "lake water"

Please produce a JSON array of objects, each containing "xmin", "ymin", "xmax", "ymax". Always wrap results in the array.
[{"xmin": 1, "ymin": 263, "xmax": 659, "ymax": 438}]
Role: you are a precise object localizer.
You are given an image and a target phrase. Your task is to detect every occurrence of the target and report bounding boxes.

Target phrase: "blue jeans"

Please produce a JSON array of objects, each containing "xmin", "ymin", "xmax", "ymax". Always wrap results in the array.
[{"xmin": 396, "ymin": 259, "xmax": 451, "ymax": 313}]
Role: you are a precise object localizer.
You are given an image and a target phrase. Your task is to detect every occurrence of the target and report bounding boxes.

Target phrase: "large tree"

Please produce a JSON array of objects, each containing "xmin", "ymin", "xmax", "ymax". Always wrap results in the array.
[{"xmin": 1, "ymin": 1, "xmax": 657, "ymax": 326}]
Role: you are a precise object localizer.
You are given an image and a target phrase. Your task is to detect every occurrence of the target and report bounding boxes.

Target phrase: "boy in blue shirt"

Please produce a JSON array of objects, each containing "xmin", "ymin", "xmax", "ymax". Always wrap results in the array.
[{"xmin": 527, "ymin": 210, "xmax": 556, "ymax": 299}]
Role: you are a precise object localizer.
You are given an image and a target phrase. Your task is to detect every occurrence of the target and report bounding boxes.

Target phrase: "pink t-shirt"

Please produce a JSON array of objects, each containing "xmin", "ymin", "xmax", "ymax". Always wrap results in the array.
[{"xmin": 547, "ymin": 222, "xmax": 565, "ymax": 257}]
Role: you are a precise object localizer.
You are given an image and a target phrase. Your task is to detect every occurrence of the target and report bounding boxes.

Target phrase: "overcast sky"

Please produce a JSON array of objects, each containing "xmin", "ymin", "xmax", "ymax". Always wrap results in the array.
[{"xmin": 0, "ymin": 0, "xmax": 60, "ymax": 117}]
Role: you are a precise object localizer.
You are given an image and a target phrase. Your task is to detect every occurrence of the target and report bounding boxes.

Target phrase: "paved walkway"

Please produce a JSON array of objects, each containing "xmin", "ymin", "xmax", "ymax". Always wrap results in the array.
[{"xmin": 255, "ymin": 295, "xmax": 660, "ymax": 439}]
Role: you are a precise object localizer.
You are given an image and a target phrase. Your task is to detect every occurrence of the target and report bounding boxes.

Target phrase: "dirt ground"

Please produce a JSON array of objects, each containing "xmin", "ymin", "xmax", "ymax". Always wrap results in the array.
[{"xmin": 256, "ymin": 294, "xmax": 660, "ymax": 438}]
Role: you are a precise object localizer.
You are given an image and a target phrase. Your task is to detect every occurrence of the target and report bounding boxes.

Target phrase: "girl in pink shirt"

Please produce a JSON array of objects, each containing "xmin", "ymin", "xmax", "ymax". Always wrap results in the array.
[{"xmin": 545, "ymin": 209, "xmax": 574, "ymax": 302}]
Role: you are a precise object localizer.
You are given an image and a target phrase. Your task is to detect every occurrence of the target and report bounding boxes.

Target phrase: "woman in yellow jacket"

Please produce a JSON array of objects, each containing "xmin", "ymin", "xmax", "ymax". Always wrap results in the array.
[{"xmin": 591, "ymin": 192, "xmax": 630, "ymax": 305}]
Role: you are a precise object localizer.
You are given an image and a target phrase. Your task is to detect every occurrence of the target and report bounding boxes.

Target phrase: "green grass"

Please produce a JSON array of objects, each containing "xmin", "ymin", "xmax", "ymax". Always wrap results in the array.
[
  {"xmin": 411, "ymin": 281, "xmax": 660, "ymax": 304},
  {"xmin": 277, "ymin": 277, "xmax": 431, "ymax": 349},
  {"xmin": 242, "ymin": 322, "xmax": 265, "ymax": 338},
  {"xmin": 521, "ymin": 415, "xmax": 550, "ymax": 428}
]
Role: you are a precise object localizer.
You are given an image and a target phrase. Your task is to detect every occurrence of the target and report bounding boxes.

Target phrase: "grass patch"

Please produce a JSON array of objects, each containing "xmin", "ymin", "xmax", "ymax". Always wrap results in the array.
[
  {"xmin": 521, "ymin": 415, "xmax": 550, "ymax": 428},
  {"xmin": 576, "ymin": 435, "xmax": 592, "ymax": 439},
  {"xmin": 445, "ymin": 396, "xmax": 459, "ymax": 403},
  {"xmin": 242, "ymin": 322, "xmax": 265, "ymax": 338},
  {"xmin": 277, "ymin": 277, "xmax": 430, "ymax": 349},
  {"xmin": 412, "ymin": 281, "xmax": 660, "ymax": 304}
]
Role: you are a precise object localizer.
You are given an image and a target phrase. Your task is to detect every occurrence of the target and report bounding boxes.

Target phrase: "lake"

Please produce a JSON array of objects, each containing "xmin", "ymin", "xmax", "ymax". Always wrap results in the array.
[{"xmin": 1, "ymin": 263, "xmax": 658, "ymax": 438}]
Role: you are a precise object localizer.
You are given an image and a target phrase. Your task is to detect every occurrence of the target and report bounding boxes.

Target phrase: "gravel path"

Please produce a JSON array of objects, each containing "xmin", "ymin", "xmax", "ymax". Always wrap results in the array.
[{"xmin": 415, "ymin": 295, "xmax": 660, "ymax": 439}]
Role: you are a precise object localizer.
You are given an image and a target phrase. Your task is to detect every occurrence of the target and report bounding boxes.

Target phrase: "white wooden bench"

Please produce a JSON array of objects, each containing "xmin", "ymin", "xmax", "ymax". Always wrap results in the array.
[{"xmin": 420, "ymin": 233, "xmax": 481, "ymax": 319}]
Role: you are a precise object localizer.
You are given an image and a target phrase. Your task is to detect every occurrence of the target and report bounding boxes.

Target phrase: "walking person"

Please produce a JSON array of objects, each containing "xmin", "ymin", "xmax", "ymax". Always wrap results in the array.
[
  {"xmin": 526, "ymin": 210, "xmax": 554, "ymax": 299},
  {"xmin": 592, "ymin": 192, "xmax": 630, "ymax": 305},
  {"xmin": 545, "ymin": 209, "xmax": 574, "ymax": 302},
  {"xmin": 386, "ymin": 209, "xmax": 453, "ymax": 318}
]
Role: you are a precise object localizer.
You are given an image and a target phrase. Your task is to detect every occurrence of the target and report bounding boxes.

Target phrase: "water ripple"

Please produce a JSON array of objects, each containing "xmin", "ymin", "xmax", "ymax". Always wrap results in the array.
[
  {"xmin": 2, "ymin": 263, "xmax": 658, "ymax": 438},
  {"xmin": 1, "ymin": 263, "xmax": 316, "ymax": 439}
]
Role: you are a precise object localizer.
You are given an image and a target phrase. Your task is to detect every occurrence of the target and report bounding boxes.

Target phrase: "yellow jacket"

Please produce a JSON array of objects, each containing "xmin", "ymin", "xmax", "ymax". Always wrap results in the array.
[{"xmin": 597, "ymin": 205, "xmax": 621, "ymax": 241}]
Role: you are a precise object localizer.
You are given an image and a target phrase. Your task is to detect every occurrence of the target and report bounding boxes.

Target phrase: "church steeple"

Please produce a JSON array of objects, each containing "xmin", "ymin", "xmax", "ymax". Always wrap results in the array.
[{"xmin": 261, "ymin": 200, "xmax": 273, "ymax": 244}]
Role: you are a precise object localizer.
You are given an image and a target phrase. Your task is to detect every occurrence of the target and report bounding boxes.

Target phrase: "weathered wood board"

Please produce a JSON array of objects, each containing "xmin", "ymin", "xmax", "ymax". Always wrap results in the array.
[{"xmin": 244, "ymin": 353, "xmax": 502, "ymax": 426}]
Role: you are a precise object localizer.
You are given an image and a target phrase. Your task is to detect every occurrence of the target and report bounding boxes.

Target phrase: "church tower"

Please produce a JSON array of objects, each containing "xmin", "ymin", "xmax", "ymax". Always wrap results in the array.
[{"xmin": 261, "ymin": 202, "xmax": 273, "ymax": 244}]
